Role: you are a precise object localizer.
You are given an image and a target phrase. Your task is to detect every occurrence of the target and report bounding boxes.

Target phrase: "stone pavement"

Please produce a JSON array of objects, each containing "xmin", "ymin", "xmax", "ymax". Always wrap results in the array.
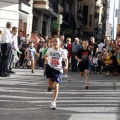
[{"xmin": 0, "ymin": 69, "xmax": 120, "ymax": 120}]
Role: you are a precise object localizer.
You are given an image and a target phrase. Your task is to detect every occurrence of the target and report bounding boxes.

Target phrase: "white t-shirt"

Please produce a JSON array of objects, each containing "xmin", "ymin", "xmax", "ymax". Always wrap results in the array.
[
  {"xmin": 98, "ymin": 43, "xmax": 105, "ymax": 52},
  {"xmin": 63, "ymin": 48, "xmax": 68, "ymax": 55},
  {"xmin": 25, "ymin": 47, "xmax": 36, "ymax": 60},
  {"xmin": 1, "ymin": 28, "xmax": 11, "ymax": 43},
  {"xmin": 0, "ymin": 35, "xmax": 2, "ymax": 42},
  {"xmin": 93, "ymin": 57, "xmax": 98, "ymax": 64},
  {"xmin": 46, "ymin": 48, "xmax": 67, "ymax": 73}
]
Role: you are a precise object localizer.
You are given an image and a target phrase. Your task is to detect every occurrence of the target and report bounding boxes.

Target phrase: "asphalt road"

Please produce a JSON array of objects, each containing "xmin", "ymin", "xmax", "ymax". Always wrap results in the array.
[{"xmin": 0, "ymin": 68, "xmax": 120, "ymax": 120}]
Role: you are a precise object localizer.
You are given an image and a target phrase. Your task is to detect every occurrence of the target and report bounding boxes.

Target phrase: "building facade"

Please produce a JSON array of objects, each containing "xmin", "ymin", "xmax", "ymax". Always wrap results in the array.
[
  {"xmin": 0, "ymin": 0, "xmax": 19, "ymax": 30},
  {"xmin": 0, "ymin": 0, "xmax": 33, "ymax": 36},
  {"xmin": 33, "ymin": 0, "xmax": 63, "ymax": 37}
]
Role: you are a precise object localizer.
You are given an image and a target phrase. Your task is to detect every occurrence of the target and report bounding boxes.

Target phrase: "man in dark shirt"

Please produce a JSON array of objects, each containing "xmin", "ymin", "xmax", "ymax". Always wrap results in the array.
[
  {"xmin": 19, "ymin": 39, "xmax": 29, "ymax": 68},
  {"xmin": 75, "ymin": 40, "xmax": 91, "ymax": 89},
  {"xmin": 89, "ymin": 37, "xmax": 98, "ymax": 57}
]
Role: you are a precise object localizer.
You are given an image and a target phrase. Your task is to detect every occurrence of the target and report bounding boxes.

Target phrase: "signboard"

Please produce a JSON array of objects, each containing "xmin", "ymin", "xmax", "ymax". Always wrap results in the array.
[
  {"xmin": 51, "ymin": 19, "xmax": 58, "ymax": 30},
  {"xmin": 19, "ymin": 1, "xmax": 31, "ymax": 14}
]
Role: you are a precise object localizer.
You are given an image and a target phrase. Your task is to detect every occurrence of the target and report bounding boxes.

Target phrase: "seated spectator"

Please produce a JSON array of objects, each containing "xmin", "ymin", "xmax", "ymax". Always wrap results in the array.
[
  {"xmin": 97, "ymin": 48, "xmax": 106, "ymax": 73},
  {"xmin": 90, "ymin": 56, "xmax": 98, "ymax": 73},
  {"xmin": 104, "ymin": 50, "xmax": 117, "ymax": 75},
  {"xmin": 116, "ymin": 42, "xmax": 120, "ymax": 74}
]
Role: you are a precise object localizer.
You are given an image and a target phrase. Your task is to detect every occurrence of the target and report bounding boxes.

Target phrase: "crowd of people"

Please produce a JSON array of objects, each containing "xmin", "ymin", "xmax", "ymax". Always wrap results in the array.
[{"xmin": 0, "ymin": 21, "xmax": 120, "ymax": 109}]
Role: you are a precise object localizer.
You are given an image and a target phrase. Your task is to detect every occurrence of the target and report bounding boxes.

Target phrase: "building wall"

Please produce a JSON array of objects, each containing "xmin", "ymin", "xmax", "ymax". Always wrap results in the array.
[
  {"xmin": 0, "ymin": 0, "xmax": 19, "ymax": 30},
  {"xmin": 19, "ymin": 0, "xmax": 33, "ymax": 36},
  {"xmin": 109, "ymin": 0, "xmax": 119, "ymax": 40}
]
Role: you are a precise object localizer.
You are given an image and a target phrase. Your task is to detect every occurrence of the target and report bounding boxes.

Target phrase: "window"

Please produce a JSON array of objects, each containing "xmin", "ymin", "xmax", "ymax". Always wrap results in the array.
[{"xmin": 83, "ymin": 5, "xmax": 88, "ymax": 25}]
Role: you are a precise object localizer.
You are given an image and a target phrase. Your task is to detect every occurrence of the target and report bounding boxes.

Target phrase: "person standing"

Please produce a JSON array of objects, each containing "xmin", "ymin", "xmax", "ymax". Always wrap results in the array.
[
  {"xmin": 0, "ymin": 30, "xmax": 2, "ymax": 65},
  {"xmin": 75, "ymin": 40, "xmax": 91, "ymax": 89},
  {"xmin": 89, "ymin": 37, "xmax": 98, "ymax": 57},
  {"xmin": 8, "ymin": 27, "xmax": 22, "ymax": 73},
  {"xmin": 98, "ymin": 39, "xmax": 105, "ymax": 54},
  {"xmin": 0, "ymin": 22, "xmax": 12, "ymax": 77},
  {"xmin": 71, "ymin": 38, "xmax": 82, "ymax": 71}
]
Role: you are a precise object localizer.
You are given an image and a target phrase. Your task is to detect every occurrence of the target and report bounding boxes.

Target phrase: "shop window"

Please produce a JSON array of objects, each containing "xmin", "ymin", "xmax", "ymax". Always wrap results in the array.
[
  {"xmin": 32, "ymin": 16, "xmax": 38, "ymax": 32},
  {"xmin": 83, "ymin": 5, "xmax": 88, "ymax": 25},
  {"xmin": 42, "ymin": 21, "xmax": 47, "ymax": 37},
  {"xmin": 18, "ymin": 19, "xmax": 27, "ymax": 37},
  {"xmin": 89, "ymin": 15, "xmax": 92, "ymax": 27}
]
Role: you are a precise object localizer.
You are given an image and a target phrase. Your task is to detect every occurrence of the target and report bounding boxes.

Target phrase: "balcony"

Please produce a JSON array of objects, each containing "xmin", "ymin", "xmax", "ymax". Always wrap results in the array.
[{"xmin": 33, "ymin": 0, "xmax": 59, "ymax": 17}]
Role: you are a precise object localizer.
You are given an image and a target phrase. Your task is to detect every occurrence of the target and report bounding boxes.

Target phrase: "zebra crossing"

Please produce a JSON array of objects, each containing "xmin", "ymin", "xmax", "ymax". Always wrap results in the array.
[{"xmin": 0, "ymin": 69, "xmax": 120, "ymax": 120}]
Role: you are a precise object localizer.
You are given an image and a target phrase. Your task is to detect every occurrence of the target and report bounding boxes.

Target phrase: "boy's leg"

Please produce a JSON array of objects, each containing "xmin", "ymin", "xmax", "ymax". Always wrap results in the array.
[
  {"xmin": 47, "ymin": 78, "xmax": 53, "ymax": 92},
  {"xmin": 85, "ymin": 69, "xmax": 89, "ymax": 89},
  {"xmin": 80, "ymin": 71, "xmax": 84, "ymax": 76},
  {"xmin": 31, "ymin": 59, "xmax": 35, "ymax": 73},
  {"xmin": 52, "ymin": 81, "xmax": 59, "ymax": 103},
  {"xmin": 27, "ymin": 61, "xmax": 31, "ymax": 66}
]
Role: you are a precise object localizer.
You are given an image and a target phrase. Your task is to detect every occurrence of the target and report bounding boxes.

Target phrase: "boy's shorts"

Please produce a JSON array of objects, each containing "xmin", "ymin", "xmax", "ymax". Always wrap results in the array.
[
  {"xmin": 62, "ymin": 61, "xmax": 66, "ymax": 67},
  {"xmin": 78, "ymin": 62, "xmax": 89, "ymax": 72},
  {"xmin": 27, "ymin": 58, "xmax": 34, "ymax": 61},
  {"xmin": 46, "ymin": 64, "xmax": 62, "ymax": 84}
]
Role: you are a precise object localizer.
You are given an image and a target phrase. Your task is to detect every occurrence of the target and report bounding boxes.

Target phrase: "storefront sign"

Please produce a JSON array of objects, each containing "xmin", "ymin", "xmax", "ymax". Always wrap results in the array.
[
  {"xmin": 52, "ymin": 19, "xmax": 58, "ymax": 30},
  {"xmin": 19, "ymin": 1, "xmax": 31, "ymax": 14}
]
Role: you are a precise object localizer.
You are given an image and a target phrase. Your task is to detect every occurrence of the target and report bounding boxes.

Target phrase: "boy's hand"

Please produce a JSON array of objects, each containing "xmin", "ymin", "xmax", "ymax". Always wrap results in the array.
[
  {"xmin": 63, "ymin": 67, "xmax": 68, "ymax": 72},
  {"xmin": 79, "ymin": 59, "xmax": 82, "ymax": 62}
]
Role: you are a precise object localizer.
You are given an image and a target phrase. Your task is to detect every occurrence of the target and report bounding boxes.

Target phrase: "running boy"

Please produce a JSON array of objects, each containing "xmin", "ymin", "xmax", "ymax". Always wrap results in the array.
[
  {"xmin": 46, "ymin": 35, "xmax": 68, "ymax": 109},
  {"xmin": 75, "ymin": 40, "xmax": 91, "ymax": 89},
  {"xmin": 42, "ymin": 38, "xmax": 53, "ymax": 91},
  {"xmin": 25, "ymin": 41, "xmax": 39, "ymax": 73}
]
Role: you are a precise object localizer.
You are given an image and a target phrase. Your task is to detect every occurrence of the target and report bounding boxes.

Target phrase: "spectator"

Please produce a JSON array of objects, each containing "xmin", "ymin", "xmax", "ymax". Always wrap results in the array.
[
  {"xmin": 89, "ymin": 37, "xmax": 98, "ymax": 57},
  {"xmin": 0, "ymin": 30, "xmax": 2, "ymax": 65},
  {"xmin": 60, "ymin": 35, "xmax": 65, "ymax": 43},
  {"xmin": 98, "ymin": 39, "xmax": 105, "ymax": 53},
  {"xmin": 66, "ymin": 37, "xmax": 72, "ymax": 70},
  {"xmin": 71, "ymin": 37, "xmax": 82, "ymax": 71},
  {"xmin": 0, "ymin": 22, "xmax": 12, "ymax": 77}
]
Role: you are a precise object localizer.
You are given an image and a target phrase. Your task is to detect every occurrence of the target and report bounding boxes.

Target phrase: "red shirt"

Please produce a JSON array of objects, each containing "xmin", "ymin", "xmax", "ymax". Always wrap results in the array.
[{"xmin": 67, "ymin": 43, "xmax": 72, "ymax": 59}]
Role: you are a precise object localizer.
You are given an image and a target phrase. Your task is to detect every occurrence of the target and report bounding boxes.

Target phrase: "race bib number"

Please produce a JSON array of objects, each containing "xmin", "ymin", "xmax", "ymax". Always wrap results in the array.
[{"xmin": 50, "ymin": 59, "xmax": 60, "ymax": 66}]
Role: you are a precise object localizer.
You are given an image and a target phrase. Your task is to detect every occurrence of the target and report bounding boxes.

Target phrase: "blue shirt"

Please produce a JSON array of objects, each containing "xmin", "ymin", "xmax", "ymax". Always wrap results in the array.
[{"xmin": 72, "ymin": 42, "xmax": 82, "ymax": 53}]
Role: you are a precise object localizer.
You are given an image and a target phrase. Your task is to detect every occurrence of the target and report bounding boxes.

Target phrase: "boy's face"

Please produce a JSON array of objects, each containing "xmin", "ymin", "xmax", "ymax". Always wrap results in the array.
[
  {"xmin": 29, "ymin": 43, "xmax": 34, "ymax": 47},
  {"xmin": 48, "ymin": 40, "xmax": 52, "ymax": 47},
  {"xmin": 82, "ymin": 41, "xmax": 88, "ymax": 48},
  {"xmin": 43, "ymin": 42, "xmax": 47, "ymax": 47},
  {"xmin": 60, "ymin": 44, "xmax": 64, "ymax": 48},
  {"xmin": 52, "ymin": 38, "xmax": 61, "ymax": 48}
]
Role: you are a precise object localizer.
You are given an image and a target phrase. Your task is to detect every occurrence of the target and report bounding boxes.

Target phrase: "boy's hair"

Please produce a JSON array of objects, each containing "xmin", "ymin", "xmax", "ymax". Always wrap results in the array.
[
  {"xmin": 6, "ymin": 21, "xmax": 12, "ymax": 28},
  {"xmin": 52, "ymin": 35, "xmax": 60, "ymax": 38},
  {"xmin": 47, "ymin": 38, "xmax": 52, "ymax": 42},
  {"xmin": 111, "ymin": 50, "xmax": 115, "ymax": 54},
  {"xmin": 29, "ymin": 41, "xmax": 33, "ymax": 45},
  {"xmin": 82, "ymin": 39, "xmax": 89, "ymax": 43},
  {"xmin": 12, "ymin": 26, "xmax": 17, "ymax": 31},
  {"xmin": 52, "ymin": 35, "xmax": 61, "ymax": 42}
]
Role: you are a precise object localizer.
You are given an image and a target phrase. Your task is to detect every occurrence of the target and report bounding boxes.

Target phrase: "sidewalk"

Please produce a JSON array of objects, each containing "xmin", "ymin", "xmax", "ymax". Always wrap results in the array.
[{"xmin": 0, "ymin": 69, "xmax": 120, "ymax": 120}]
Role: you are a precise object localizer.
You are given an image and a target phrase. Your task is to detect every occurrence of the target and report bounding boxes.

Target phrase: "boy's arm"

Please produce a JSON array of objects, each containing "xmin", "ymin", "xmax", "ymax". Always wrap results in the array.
[
  {"xmin": 24, "ymin": 51, "xmax": 27, "ymax": 59},
  {"xmin": 75, "ymin": 55, "xmax": 82, "ymax": 62},
  {"xmin": 42, "ymin": 48, "xmax": 48, "ymax": 57},
  {"xmin": 63, "ymin": 58, "xmax": 68, "ymax": 70},
  {"xmin": 35, "ymin": 51, "xmax": 40, "ymax": 57}
]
